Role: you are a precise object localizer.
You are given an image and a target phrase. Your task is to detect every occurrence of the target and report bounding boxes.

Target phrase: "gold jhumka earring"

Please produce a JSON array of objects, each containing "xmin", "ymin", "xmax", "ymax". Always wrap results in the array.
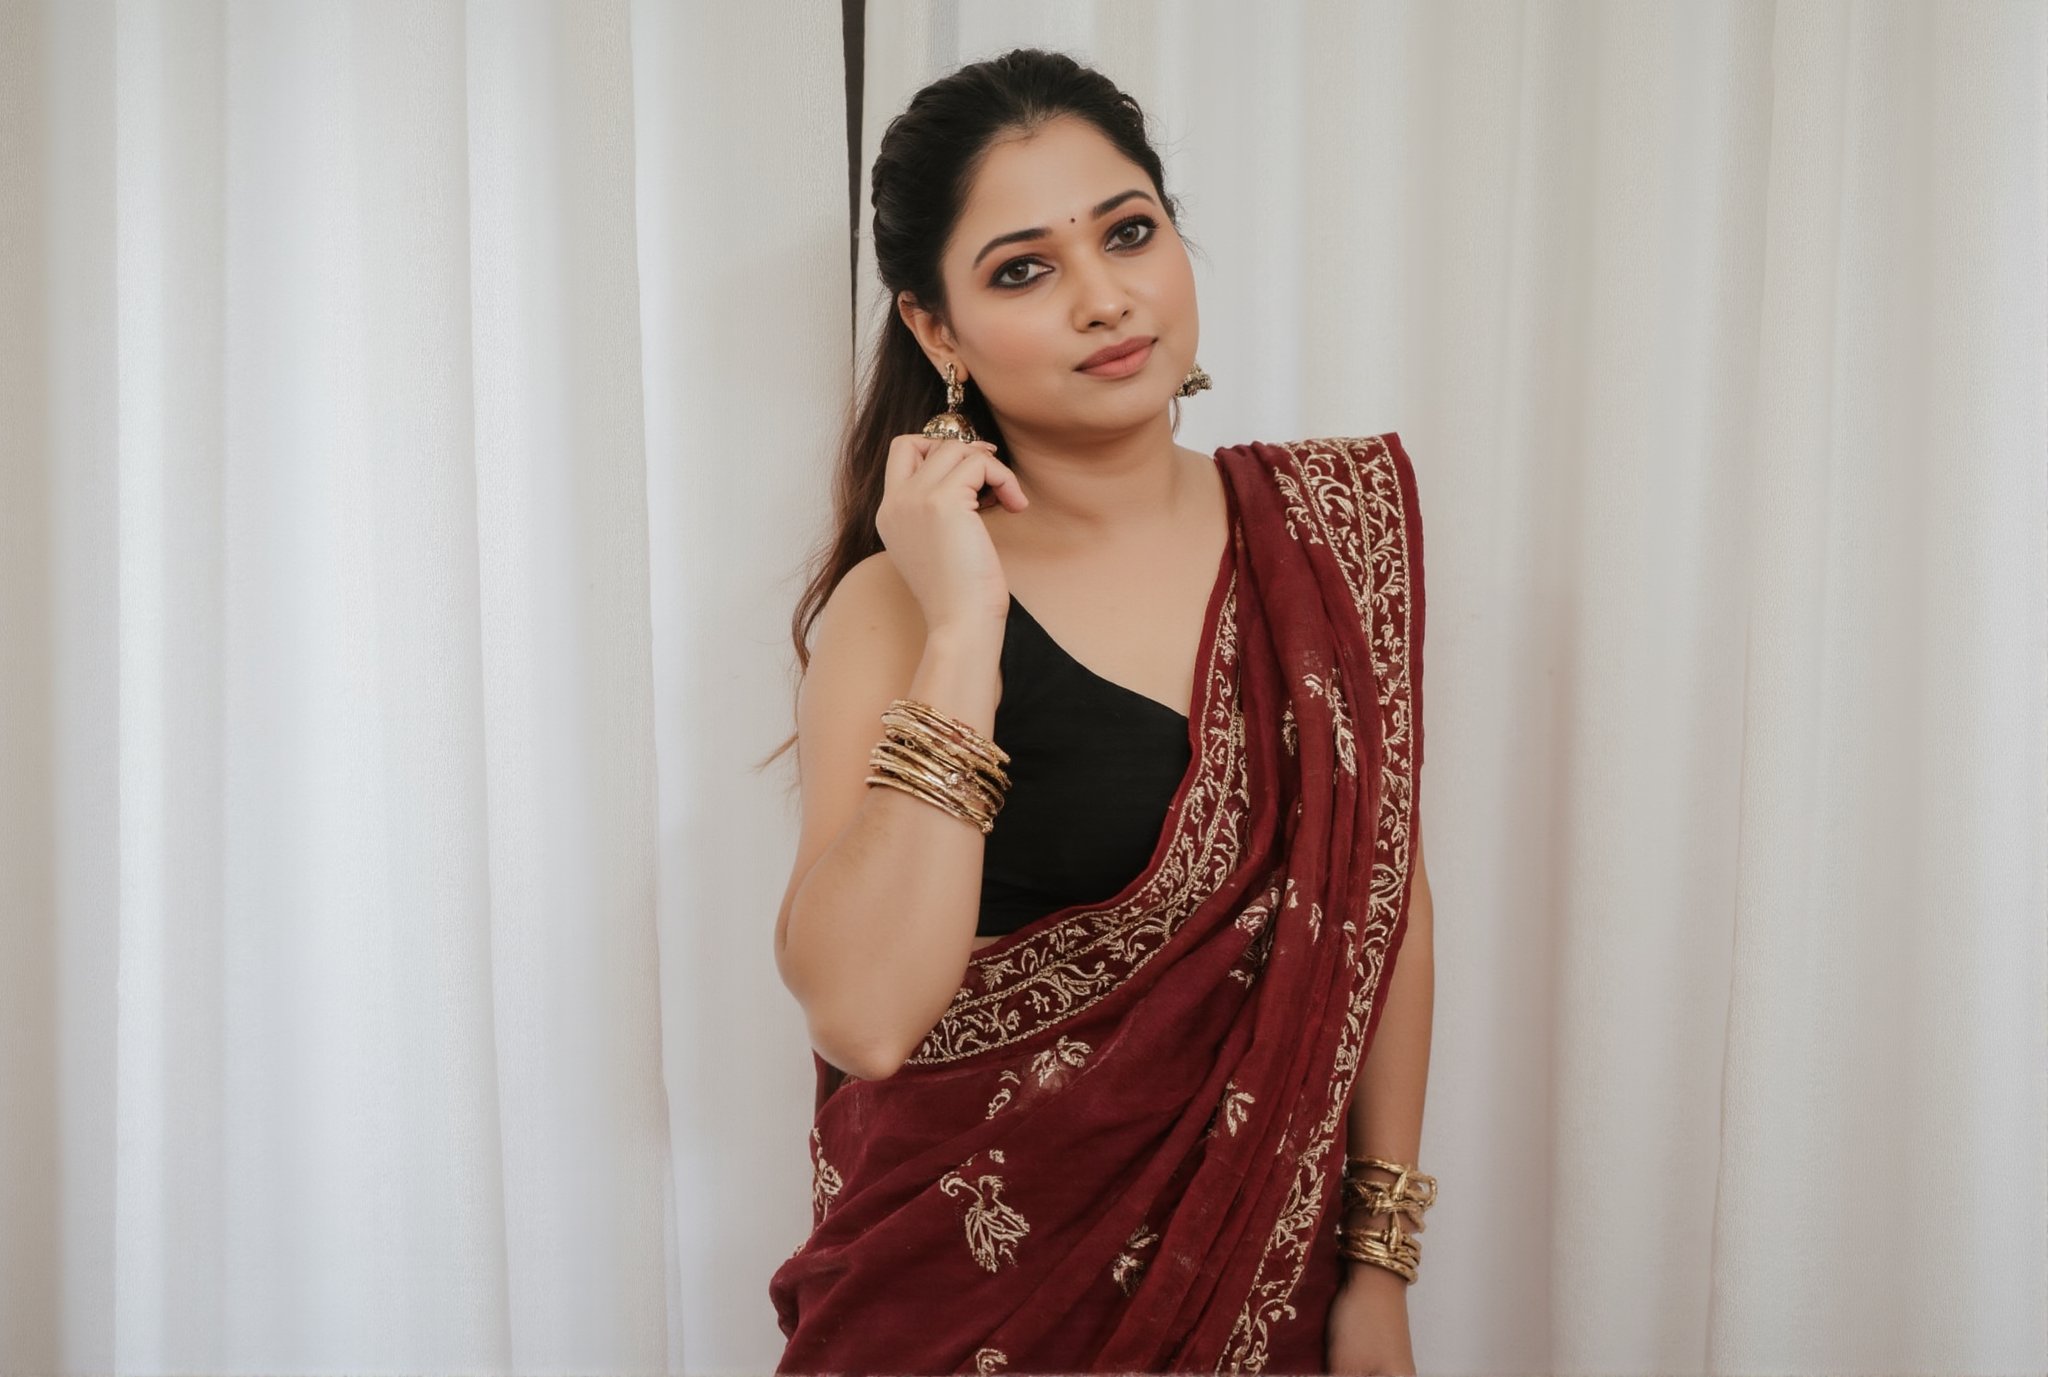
[
  {"xmin": 922, "ymin": 362, "xmax": 978, "ymax": 443},
  {"xmin": 1175, "ymin": 361, "xmax": 1213, "ymax": 397}
]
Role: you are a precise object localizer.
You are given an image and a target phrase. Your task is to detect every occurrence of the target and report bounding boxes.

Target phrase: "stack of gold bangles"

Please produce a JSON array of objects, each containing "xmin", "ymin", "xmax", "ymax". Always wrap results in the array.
[
  {"xmin": 865, "ymin": 698, "xmax": 1012, "ymax": 833},
  {"xmin": 1336, "ymin": 1155, "xmax": 1437, "ymax": 1283}
]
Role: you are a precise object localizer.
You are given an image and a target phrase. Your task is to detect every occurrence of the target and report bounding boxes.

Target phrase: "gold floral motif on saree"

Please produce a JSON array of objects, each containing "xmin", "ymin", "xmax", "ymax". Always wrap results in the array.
[
  {"xmin": 1226, "ymin": 877, "xmax": 1281, "ymax": 985},
  {"xmin": 1112, "ymin": 1220, "xmax": 1163, "ymax": 1296},
  {"xmin": 1300, "ymin": 667, "xmax": 1359, "ymax": 776},
  {"xmin": 1220, "ymin": 435, "xmax": 1421, "ymax": 1373},
  {"xmin": 1232, "ymin": 874, "xmax": 1279, "ymax": 936},
  {"xmin": 1220, "ymin": 1080, "xmax": 1257, "ymax": 1138},
  {"xmin": 940, "ymin": 1147, "xmax": 1031, "ymax": 1273}
]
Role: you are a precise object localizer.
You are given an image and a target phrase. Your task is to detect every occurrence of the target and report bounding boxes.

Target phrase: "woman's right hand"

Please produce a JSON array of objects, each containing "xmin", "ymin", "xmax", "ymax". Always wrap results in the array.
[{"xmin": 875, "ymin": 433, "xmax": 1029, "ymax": 634}]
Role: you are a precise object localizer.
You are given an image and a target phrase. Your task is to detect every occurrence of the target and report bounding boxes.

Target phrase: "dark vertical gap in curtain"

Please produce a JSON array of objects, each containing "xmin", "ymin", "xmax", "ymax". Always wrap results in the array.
[{"xmin": 843, "ymin": 0, "xmax": 865, "ymax": 355}]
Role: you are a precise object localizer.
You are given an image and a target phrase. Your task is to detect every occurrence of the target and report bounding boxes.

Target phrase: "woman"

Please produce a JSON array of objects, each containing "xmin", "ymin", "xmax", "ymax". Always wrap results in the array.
[{"xmin": 764, "ymin": 48, "xmax": 1434, "ymax": 1375}]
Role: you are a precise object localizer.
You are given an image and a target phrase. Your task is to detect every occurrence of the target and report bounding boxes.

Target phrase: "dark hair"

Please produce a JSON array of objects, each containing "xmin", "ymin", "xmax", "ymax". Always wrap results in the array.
[{"xmin": 754, "ymin": 46, "xmax": 1200, "ymax": 777}]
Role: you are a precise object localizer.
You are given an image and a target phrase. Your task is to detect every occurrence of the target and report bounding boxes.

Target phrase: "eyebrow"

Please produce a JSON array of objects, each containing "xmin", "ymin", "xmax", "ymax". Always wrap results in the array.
[{"xmin": 969, "ymin": 188, "xmax": 1158, "ymax": 271}]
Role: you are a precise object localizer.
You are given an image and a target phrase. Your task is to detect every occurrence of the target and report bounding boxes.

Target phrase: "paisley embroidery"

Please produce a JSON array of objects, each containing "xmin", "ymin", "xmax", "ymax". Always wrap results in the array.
[
  {"xmin": 985, "ymin": 1067, "xmax": 1022, "ymax": 1119},
  {"xmin": 1030, "ymin": 1035, "xmax": 1093, "ymax": 1085},
  {"xmin": 1220, "ymin": 435, "xmax": 1420, "ymax": 1371},
  {"xmin": 940, "ymin": 1148, "xmax": 1031, "ymax": 1273},
  {"xmin": 973, "ymin": 1348, "xmax": 1010, "ymax": 1373}
]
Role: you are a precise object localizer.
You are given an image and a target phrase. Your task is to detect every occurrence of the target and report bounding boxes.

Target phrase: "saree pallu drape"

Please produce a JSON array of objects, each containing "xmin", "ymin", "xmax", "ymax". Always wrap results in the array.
[{"xmin": 769, "ymin": 433, "xmax": 1427, "ymax": 1375}]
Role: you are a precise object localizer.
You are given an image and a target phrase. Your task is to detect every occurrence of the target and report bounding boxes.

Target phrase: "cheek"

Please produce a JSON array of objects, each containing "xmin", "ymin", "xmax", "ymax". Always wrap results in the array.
[
  {"xmin": 984, "ymin": 315, "xmax": 1068, "ymax": 379},
  {"xmin": 1126, "ymin": 244, "xmax": 1195, "ymax": 324},
  {"xmin": 1159, "ymin": 251, "xmax": 1198, "ymax": 312},
  {"xmin": 949, "ymin": 299, "xmax": 1036, "ymax": 370}
]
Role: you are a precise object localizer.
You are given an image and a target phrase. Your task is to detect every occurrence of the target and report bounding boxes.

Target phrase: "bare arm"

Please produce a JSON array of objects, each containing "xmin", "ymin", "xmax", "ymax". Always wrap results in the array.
[
  {"xmin": 774, "ymin": 554, "xmax": 1007, "ymax": 1081},
  {"xmin": 1339, "ymin": 821, "xmax": 1435, "ymax": 1292}
]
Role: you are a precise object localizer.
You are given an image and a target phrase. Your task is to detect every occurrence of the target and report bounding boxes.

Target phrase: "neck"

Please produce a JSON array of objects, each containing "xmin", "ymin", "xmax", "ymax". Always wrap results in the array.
[{"xmin": 991, "ymin": 411, "xmax": 1191, "ymax": 542}]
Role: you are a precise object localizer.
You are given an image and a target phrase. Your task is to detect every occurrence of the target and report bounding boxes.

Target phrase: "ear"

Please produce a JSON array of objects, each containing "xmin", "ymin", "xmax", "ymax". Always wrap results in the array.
[{"xmin": 896, "ymin": 291, "xmax": 960, "ymax": 377}]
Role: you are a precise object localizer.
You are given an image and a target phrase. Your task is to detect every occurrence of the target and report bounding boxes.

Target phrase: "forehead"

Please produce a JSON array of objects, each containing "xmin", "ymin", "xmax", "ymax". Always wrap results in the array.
[{"xmin": 952, "ymin": 117, "xmax": 1148, "ymax": 243}]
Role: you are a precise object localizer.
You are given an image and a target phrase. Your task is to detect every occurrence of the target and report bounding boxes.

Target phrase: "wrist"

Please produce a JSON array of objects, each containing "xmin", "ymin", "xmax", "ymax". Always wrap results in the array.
[{"xmin": 1338, "ymin": 1255, "xmax": 1412, "ymax": 1295}]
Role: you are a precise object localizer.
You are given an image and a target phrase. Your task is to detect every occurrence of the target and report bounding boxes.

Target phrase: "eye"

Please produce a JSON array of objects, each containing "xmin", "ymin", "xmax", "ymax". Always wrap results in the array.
[
  {"xmin": 990, "ymin": 258, "xmax": 1045, "ymax": 290},
  {"xmin": 1108, "ymin": 213, "xmax": 1157, "ymax": 248},
  {"xmin": 989, "ymin": 213, "xmax": 1160, "ymax": 290}
]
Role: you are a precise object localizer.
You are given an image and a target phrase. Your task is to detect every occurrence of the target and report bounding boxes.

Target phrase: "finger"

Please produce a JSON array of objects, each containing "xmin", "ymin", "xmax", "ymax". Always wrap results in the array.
[
  {"xmin": 979, "ymin": 456, "xmax": 1028, "ymax": 509},
  {"xmin": 884, "ymin": 433, "xmax": 935, "ymax": 490},
  {"xmin": 907, "ymin": 436, "xmax": 992, "ymax": 497}
]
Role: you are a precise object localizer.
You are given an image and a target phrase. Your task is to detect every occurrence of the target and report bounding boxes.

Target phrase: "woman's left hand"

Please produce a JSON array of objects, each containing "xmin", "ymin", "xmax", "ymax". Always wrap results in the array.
[{"xmin": 1325, "ymin": 1265, "xmax": 1417, "ymax": 1375}]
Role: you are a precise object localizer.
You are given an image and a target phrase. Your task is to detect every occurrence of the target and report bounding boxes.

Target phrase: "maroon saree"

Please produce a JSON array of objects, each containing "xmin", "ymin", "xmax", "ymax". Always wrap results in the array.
[{"xmin": 769, "ymin": 433, "xmax": 1427, "ymax": 1375}]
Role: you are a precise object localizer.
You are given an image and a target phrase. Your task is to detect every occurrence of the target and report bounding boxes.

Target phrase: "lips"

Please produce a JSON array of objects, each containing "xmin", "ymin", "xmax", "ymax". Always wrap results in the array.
[{"xmin": 1076, "ymin": 336, "xmax": 1156, "ymax": 371}]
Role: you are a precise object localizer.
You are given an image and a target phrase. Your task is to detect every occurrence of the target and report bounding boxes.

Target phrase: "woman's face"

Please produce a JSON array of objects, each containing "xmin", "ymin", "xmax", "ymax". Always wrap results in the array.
[{"xmin": 903, "ymin": 115, "xmax": 1198, "ymax": 438}]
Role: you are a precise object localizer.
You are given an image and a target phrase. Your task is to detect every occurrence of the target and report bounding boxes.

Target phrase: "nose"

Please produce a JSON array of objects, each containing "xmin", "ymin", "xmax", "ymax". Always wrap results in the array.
[{"xmin": 1067, "ymin": 253, "xmax": 1133, "ymax": 331}]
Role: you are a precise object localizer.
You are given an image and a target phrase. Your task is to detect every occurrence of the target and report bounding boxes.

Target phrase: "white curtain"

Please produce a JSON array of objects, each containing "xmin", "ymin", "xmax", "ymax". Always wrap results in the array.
[
  {"xmin": 0, "ymin": 0, "xmax": 847, "ymax": 1371},
  {"xmin": 2, "ymin": 2, "xmax": 2042, "ymax": 1375}
]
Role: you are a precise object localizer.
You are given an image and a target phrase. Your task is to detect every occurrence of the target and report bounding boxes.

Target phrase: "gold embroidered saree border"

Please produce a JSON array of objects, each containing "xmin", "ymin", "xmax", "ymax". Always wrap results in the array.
[{"xmin": 1218, "ymin": 434, "xmax": 1422, "ymax": 1372}]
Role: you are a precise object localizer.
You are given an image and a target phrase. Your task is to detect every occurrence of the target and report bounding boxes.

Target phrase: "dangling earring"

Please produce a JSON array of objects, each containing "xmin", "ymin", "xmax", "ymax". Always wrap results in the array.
[
  {"xmin": 1175, "ymin": 361, "xmax": 1213, "ymax": 398},
  {"xmin": 922, "ymin": 361, "xmax": 979, "ymax": 443}
]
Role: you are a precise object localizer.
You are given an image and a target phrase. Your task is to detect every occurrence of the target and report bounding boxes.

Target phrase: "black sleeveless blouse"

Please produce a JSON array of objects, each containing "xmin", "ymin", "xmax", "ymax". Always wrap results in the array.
[{"xmin": 976, "ymin": 594, "xmax": 1193, "ymax": 938}]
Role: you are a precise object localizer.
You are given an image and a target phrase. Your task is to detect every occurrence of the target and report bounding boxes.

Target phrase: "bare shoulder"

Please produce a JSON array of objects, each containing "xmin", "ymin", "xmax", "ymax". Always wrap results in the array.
[
  {"xmin": 772, "ymin": 550, "xmax": 928, "ymax": 968},
  {"xmin": 798, "ymin": 548, "xmax": 931, "ymax": 784},
  {"xmin": 818, "ymin": 548, "xmax": 927, "ymax": 648}
]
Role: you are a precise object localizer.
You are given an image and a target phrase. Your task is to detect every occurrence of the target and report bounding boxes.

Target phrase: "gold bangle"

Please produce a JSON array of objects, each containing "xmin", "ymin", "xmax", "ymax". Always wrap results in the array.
[
  {"xmin": 879, "ymin": 701, "xmax": 1011, "ymax": 793},
  {"xmin": 871, "ymin": 723, "xmax": 1004, "ymax": 807},
  {"xmin": 1336, "ymin": 1219, "xmax": 1422, "ymax": 1282},
  {"xmin": 865, "ymin": 698, "xmax": 1010, "ymax": 833},
  {"xmin": 867, "ymin": 748, "xmax": 1002, "ymax": 828},
  {"xmin": 1336, "ymin": 1156, "xmax": 1435, "ymax": 1283},
  {"xmin": 883, "ymin": 699, "xmax": 1010, "ymax": 775},
  {"xmin": 1341, "ymin": 1156, "xmax": 1436, "ymax": 1216},
  {"xmin": 871, "ymin": 733, "xmax": 1007, "ymax": 810},
  {"xmin": 865, "ymin": 770, "xmax": 995, "ymax": 833},
  {"xmin": 866, "ymin": 754, "xmax": 996, "ymax": 830},
  {"xmin": 868, "ymin": 743, "xmax": 998, "ymax": 818}
]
